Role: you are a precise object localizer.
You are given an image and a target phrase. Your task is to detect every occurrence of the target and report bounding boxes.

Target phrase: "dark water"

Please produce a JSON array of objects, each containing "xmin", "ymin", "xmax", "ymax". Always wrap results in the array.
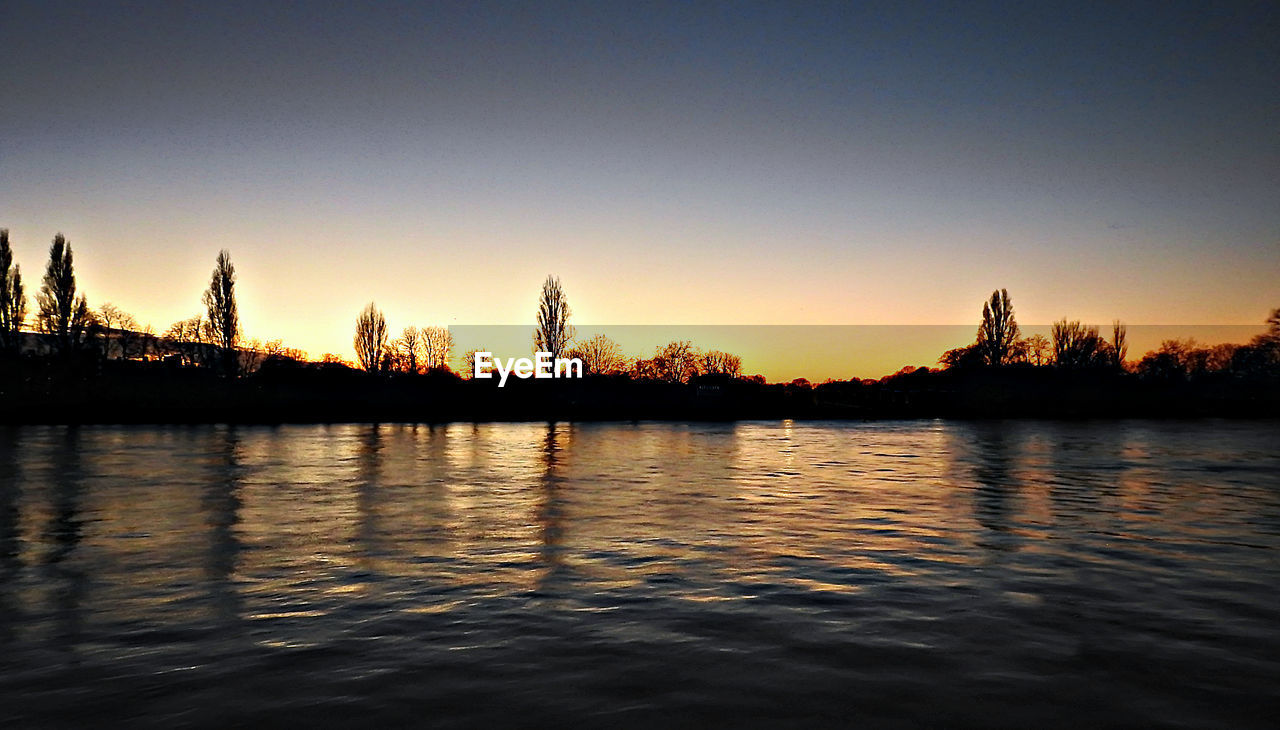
[{"xmin": 1, "ymin": 421, "xmax": 1277, "ymax": 728}]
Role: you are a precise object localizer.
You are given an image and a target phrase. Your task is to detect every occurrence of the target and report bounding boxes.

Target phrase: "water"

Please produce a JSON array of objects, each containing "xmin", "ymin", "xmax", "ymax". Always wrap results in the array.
[{"xmin": 1, "ymin": 421, "xmax": 1277, "ymax": 727}]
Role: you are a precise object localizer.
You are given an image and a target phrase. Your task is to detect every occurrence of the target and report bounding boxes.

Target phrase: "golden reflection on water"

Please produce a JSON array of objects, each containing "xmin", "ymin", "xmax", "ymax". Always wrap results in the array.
[{"xmin": 1, "ymin": 421, "xmax": 1278, "ymax": 644}]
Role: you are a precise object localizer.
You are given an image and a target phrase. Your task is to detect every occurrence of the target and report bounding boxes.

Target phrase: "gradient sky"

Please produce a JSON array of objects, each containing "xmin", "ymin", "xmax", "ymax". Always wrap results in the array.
[{"xmin": 1, "ymin": 1, "xmax": 1276, "ymax": 374}]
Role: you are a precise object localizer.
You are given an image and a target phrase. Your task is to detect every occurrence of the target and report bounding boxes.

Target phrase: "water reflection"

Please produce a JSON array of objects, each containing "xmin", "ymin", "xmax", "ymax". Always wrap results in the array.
[
  {"xmin": 0, "ymin": 422, "xmax": 1276, "ymax": 727},
  {"xmin": 969, "ymin": 423, "xmax": 1019, "ymax": 537},
  {"xmin": 535, "ymin": 423, "xmax": 571, "ymax": 593},
  {"xmin": 354, "ymin": 424, "xmax": 383, "ymax": 577},
  {"xmin": 0, "ymin": 428, "xmax": 23, "ymax": 644},
  {"xmin": 38, "ymin": 427, "xmax": 88, "ymax": 653},
  {"xmin": 203, "ymin": 426, "xmax": 243, "ymax": 628}
]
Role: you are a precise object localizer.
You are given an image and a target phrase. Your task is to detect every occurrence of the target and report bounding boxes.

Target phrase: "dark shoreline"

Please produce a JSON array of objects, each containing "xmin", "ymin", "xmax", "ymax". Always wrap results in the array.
[{"xmin": 4, "ymin": 360, "xmax": 1277, "ymax": 425}]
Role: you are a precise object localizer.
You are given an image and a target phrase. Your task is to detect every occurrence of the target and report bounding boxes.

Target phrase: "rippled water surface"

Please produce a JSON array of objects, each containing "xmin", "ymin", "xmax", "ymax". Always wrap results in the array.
[{"xmin": 1, "ymin": 421, "xmax": 1278, "ymax": 727}]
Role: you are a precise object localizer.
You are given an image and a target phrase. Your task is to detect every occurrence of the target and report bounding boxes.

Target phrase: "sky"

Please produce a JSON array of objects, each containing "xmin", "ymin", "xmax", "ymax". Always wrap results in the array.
[{"xmin": 1, "ymin": 1, "xmax": 1277, "ymax": 376}]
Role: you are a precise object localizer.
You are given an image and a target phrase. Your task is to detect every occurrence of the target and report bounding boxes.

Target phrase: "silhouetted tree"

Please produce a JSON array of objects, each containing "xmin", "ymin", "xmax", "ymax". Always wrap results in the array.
[
  {"xmin": 1025, "ymin": 334, "xmax": 1051, "ymax": 366},
  {"xmin": 394, "ymin": 326, "xmax": 422, "ymax": 374},
  {"xmin": 1111, "ymin": 321, "xmax": 1128, "ymax": 369},
  {"xmin": 700, "ymin": 350, "xmax": 743, "ymax": 377},
  {"xmin": 629, "ymin": 356, "xmax": 662, "ymax": 381},
  {"xmin": 1252, "ymin": 307, "xmax": 1280, "ymax": 356},
  {"xmin": 96, "ymin": 303, "xmax": 140, "ymax": 359},
  {"xmin": 70, "ymin": 295, "xmax": 94, "ymax": 352},
  {"xmin": 421, "ymin": 326, "xmax": 453, "ymax": 371},
  {"xmin": 1052, "ymin": 320, "xmax": 1109, "ymax": 369},
  {"xmin": 650, "ymin": 341, "xmax": 700, "ymax": 383},
  {"xmin": 1203, "ymin": 343, "xmax": 1239, "ymax": 372},
  {"xmin": 1264, "ymin": 308, "xmax": 1280, "ymax": 341},
  {"xmin": 1137, "ymin": 339, "xmax": 1195, "ymax": 379},
  {"xmin": 938, "ymin": 344, "xmax": 984, "ymax": 369},
  {"xmin": 321, "ymin": 352, "xmax": 353, "ymax": 367},
  {"xmin": 975, "ymin": 289, "xmax": 1020, "ymax": 367},
  {"xmin": 568, "ymin": 334, "xmax": 626, "ymax": 375},
  {"xmin": 0, "ymin": 229, "xmax": 26, "ymax": 354},
  {"xmin": 35, "ymin": 233, "xmax": 83, "ymax": 354},
  {"xmin": 163, "ymin": 315, "xmax": 210, "ymax": 366},
  {"xmin": 263, "ymin": 339, "xmax": 285, "ymax": 358},
  {"xmin": 127, "ymin": 324, "xmax": 156, "ymax": 361},
  {"xmin": 239, "ymin": 338, "xmax": 266, "ymax": 374},
  {"xmin": 459, "ymin": 347, "xmax": 486, "ymax": 378},
  {"xmin": 354, "ymin": 302, "xmax": 387, "ymax": 373},
  {"xmin": 533, "ymin": 275, "xmax": 574, "ymax": 359},
  {"xmin": 257, "ymin": 339, "xmax": 307, "ymax": 365},
  {"xmin": 203, "ymin": 250, "xmax": 240, "ymax": 375}
]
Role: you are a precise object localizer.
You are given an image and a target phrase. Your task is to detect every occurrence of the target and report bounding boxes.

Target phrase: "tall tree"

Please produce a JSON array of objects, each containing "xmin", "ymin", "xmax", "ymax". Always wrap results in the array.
[
  {"xmin": 0, "ymin": 229, "xmax": 26, "ymax": 353},
  {"xmin": 533, "ymin": 275, "xmax": 574, "ymax": 360},
  {"xmin": 203, "ymin": 250, "xmax": 240, "ymax": 374},
  {"xmin": 393, "ymin": 326, "xmax": 422, "ymax": 373},
  {"xmin": 1111, "ymin": 320, "xmax": 1128, "ymax": 369},
  {"xmin": 354, "ymin": 302, "xmax": 388, "ymax": 373},
  {"xmin": 975, "ymin": 289, "xmax": 1020, "ymax": 367},
  {"xmin": 36, "ymin": 233, "xmax": 82, "ymax": 354},
  {"xmin": 420, "ymin": 326, "xmax": 453, "ymax": 371}
]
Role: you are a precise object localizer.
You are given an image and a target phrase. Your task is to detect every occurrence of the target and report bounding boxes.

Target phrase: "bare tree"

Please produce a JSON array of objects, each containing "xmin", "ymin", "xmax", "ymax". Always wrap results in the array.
[
  {"xmin": 567, "ymin": 334, "xmax": 626, "ymax": 375},
  {"xmin": 238, "ymin": 338, "xmax": 266, "ymax": 374},
  {"xmin": 163, "ymin": 318, "xmax": 191, "ymax": 365},
  {"xmin": 36, "ymin": 233, "xmax": 84, "ymax": 354},
  {"xmin": 0, "ymin": 229, "xmax": 26, "ymax": 354},
  {"xmin": 164, "ymin": 316, "xmax": 199, "ymax": 366},
  {"xmin": 975, "ymin": 288, "xmax": 1020, "ymax": 367},
  {"xmin": 652, "ymin": 341, "xmax": 700, "ymax": 383},
  {"xmin": 699, "ymin": 350, "xmax": 743, "ymax": 377},
  {"xmin": 533, "ymin": 275, "xmax": 574, "ymax": 359},
  {"xmin": 263, "ymin": 339, "xmax": 286, "ymax": 357},
  {"xmin": 394, "ymin": 326, "xmax": 423, "ymax": 373},
  {"xmin": 354, "ymin": 302, "xmax": 388, "ymax": 373},
  {"xmin": 256, "ymin": 339, "xmax": 303, "ymax": 364},
  {"xmin": 203, "ymin": 250, "xmax": 240, "ymax": 375},
  {"xmin": 96, "ymin": 303, "xmax": 139, "ymax": 359},
  {"xmin": 114, "ymin": 310, "xmax": 141, "ymax": 360},
  {"xmin": 164, "ymin": 314, "xmax": 216, "ymax": 366},
  {"xmin": 421, "ymin": 325, "xmax": 453, "ymax": 371},
  {"xmin": 320, "ymin": 353, "xmax": 354, "ymax": 369},
  {"xmin": 629, "ymin": 356, "xmax": 661, "ymax": 381},
  {"xmin": 1025, "ymin": 334, "xmax": 1051, "ymax": 366},
  {"xmin": 459, "ymin": 347, "xmax": 485, "ymax": 378}
]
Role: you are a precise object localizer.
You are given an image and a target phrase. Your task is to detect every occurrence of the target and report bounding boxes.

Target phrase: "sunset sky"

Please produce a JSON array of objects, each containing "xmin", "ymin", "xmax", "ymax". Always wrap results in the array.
[{"xmin": 2, "ymin": 1, "xmax": 1276, "ymax": 376}]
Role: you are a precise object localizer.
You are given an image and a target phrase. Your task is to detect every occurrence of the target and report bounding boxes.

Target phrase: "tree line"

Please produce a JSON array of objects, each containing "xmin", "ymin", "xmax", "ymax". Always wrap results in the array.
[
  {"xmin": 1, "ymin": 229, "xmax": 1276, "ymax": 385},
  {"xmin": 936, "ymin": 288, "xmax": 1280, "ymax": 380},
  {"xmin": 351, "ymin": 275, "xmax": 744, "ymax": 382},
  {"xmin": 0, "ymin": 230, "xmax": 259, "ymax": 373}
]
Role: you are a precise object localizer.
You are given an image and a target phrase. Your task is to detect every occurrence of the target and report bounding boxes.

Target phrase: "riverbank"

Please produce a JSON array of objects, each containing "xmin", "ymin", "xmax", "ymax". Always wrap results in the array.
[{"xmin": 3, "ymin": 358, "xmax": 1277, "ymax": 424}]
